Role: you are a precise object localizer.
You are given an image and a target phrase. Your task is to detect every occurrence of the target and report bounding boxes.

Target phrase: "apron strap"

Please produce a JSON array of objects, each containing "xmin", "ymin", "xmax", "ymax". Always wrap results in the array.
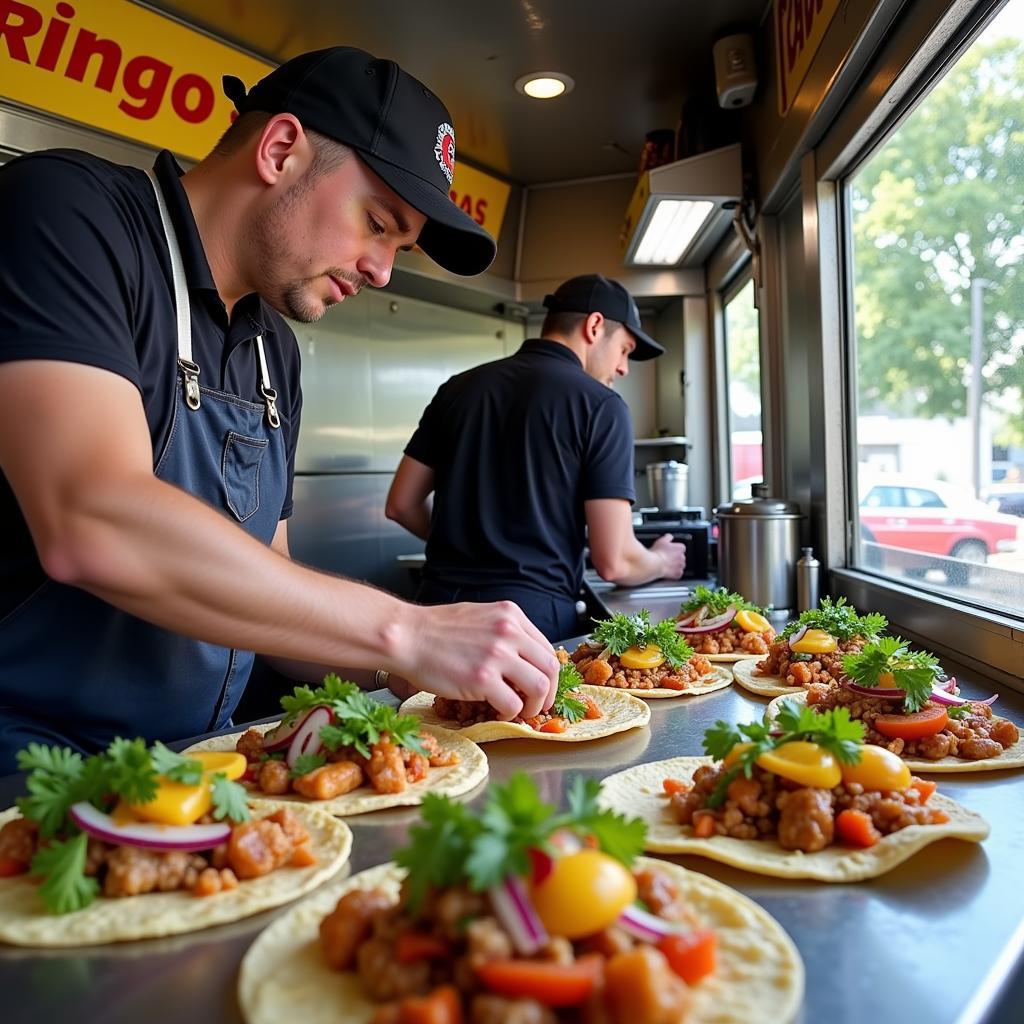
[{"xmin": 255, "ymin": 336, "xmax": 281, "ymax": 429}]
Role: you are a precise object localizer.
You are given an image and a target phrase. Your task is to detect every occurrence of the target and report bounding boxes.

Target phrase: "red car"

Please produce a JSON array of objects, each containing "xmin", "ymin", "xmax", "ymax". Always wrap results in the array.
[{"xmin": 859, "ymin": 476, "xmax": 1020, "ymax": 584}]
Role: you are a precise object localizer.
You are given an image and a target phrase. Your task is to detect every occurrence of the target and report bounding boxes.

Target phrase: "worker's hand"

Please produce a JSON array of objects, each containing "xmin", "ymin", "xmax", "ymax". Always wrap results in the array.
[
  {"xmin": 651, "ymin": 533, "xmax": 686, "ymax": 580},
  {"xmin": 393, "ymin": 601, "xmax": 560, "ymax": 720}
]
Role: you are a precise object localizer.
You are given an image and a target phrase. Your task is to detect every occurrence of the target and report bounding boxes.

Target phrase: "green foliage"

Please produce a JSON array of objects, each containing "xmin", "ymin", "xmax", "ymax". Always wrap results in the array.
[
  {"xmin": 104, "ymin": 738, "xmax": 159, "ymax": 805},
  {"xmin": 590, "ymin": 610, "xmax": 694, "ymax": 669},
  {"xmin": 15, "ymin": 745, "xmax": 86, "ymax": 839},
  {"xmin": 779, "ymin": 597, "xmax": 887, "ymax": 643},
  {"xmin": 149, "ymin": 743, "xmax": 204, "ymax": 786},
  {"xmin": 679, "ymin": 585, "xmax": 763, "ymax": 617},
  {"xmin": 30, "ymin": 834, "xmax": 100, "ymax": 915},
  {"xmin": 280, "ymin": 673, "xmax": 361, "ymax": 724},
  {"xmin": 210, "ymin": 773, "xmax": 251, "ymax": 823},
  {"xmin": 289, "ymin": 753, "xmax": 328, "ymax": 778},
  {"xmin": 552, "ymin": 662, "xmax": 588, "ymax": 723},
  {"xmin": 842, "ymin": 637, "xmax": 943, "ymax": 712}
]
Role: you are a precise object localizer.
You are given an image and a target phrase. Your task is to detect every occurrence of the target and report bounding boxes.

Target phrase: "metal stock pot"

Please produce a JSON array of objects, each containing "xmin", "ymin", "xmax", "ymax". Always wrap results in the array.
[{"xmin": 714, "ymin": 483, "xmax": 803, "ymax": 613}]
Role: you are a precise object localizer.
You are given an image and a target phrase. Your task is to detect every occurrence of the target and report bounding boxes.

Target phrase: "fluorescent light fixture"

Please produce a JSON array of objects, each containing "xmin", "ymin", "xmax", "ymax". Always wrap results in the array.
[
  {"xmin": 514, "ymin": 71, "xmax": 574, "ymax": 99},
  {"xmin": 622, "ymin": 144, "xmax": 742, "ymax": 267}
]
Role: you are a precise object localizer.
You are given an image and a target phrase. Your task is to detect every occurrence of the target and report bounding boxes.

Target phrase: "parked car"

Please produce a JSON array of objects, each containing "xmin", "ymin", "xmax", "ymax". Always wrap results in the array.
[
  {"xmin": 987, "ymin": 485, "xmax": 1024, "ymax": 519},
  {"xmin": 858, "ymin": 475, "xmax": 1020, "ymax": 585}
]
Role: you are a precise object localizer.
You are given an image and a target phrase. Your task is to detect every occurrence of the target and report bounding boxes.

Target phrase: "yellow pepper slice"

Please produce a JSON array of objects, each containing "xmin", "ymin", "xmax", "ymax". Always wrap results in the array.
[
  {"xmin": 619, "ymin": 644, "xmax": 665, "ymax": 669},
  {"xmin": 192, "ymin": 751, "xmax": 247, "ymax": 781},
  {"xmin": 756, "ymin": 741, "xmax": 841, "ymax": 788},
  {"xmin": 735, "ymin": 609, "xmax": 771, "ymax": 634},
  {"xmin": 840, "ymin": 745, "xmax": 911, "ymax": 792},
  {"xmin": 790, "ymin": 628, "xmax": 838, "ymax": 654},
  {"xmin": 128, "ymin": 780, "xmax": 212, "ymax": 826}
]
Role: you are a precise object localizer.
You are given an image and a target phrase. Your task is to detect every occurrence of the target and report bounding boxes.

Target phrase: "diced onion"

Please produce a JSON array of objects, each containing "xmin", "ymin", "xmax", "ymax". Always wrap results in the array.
[
  {"xmin": 69, "ymin": 802, "xmax": 231, "ymax": 851},
  {"xmin": 488, "ymin": 875, "xmax": 549, "ymax": 955},
  {"xmin": 678, "ymin": 606, "xmax": 737, "ymax": 635},
  {"xmin": 927, "ymin": 687, "xmax": 998, "ymax": 708},
  {"xmin": 617, "ymin": 903, "xmax": 686, "ymax": 942}
]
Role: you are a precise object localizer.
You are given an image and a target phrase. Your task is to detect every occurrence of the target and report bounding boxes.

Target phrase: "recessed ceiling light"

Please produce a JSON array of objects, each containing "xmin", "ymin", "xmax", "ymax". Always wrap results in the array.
[{"xmin": 514, "ymin": 72, "xmax": 574, "ymax": 99}]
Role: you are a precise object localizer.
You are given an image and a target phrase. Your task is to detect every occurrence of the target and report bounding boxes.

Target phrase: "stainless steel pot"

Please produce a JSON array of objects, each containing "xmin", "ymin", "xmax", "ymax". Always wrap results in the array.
[
  {"xmin": 646, "ymin": 461, "xmax": 688, "ymax": 510},
  {"xmin": 714, "ymin": 483, "xmax": 802, "ymax": 612}
]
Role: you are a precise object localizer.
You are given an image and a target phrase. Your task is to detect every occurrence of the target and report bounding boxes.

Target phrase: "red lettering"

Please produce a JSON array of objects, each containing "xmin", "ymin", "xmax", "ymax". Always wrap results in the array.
[
  {"xmin": 0, "ymin": 0, "xmax": 42, "ymax": 62},
  {"xmin": 449, "ymin": 188, "xmax": 457, "ymax": 202},
  {"xmin": 786, "ymin": 0, "xmax": 803, "ymax": 74},
  {"xmin": 171, "ymin": 72, "xmax": 214, "ymax": 123},
  {"xmin": 459, "ymin": 194, "xmax": 472, "ymax": 215},
  {"xmin": 65, "ymin": 29, "xmax": 121, "ymax": 91},
  {"xmin": 37, "ymin": 1, "xmax": 75, "ymax": 72},
  {"xmin": 474, "ymin": 198, "xmax": 487, "ymax": 225},
  {"xmin": 118, "ymin": 54, "xmax": 171, "ymax": 120}
]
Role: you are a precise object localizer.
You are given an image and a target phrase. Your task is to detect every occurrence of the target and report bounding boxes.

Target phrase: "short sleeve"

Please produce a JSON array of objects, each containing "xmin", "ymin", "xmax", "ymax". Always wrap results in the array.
[
  {"xmin": 581, "ymin": 394, "xmax": 636, "ymax": 502},
  {"xmin": 404, "ymin": 381, "xmax": 448, "ymax": 469},
  {"xmin": 278, "ymin": 326, "xmax": 303, "ymax": 520},
  {"xmin": 0, "ymin": 155, "xmax": 141, "ymax": 387}
]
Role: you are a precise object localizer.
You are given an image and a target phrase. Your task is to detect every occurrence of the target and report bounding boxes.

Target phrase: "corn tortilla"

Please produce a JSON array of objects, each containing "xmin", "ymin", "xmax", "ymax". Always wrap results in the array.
[
  {"xmin": 600, "ymin": 665, "xmax": 735, "ymax": 700},
  {"xmin": 238, "ymin": 858, "xmax": 805, "ymax": 1024},
  {"xmin": 0, "ymin": 800, "xmax": 351, "ymax": 947},
  {"xmin": 398, "ymin": 684, "xmax": 650, "ymax": 742},
  {"xmin": 598, "ymin": 756, "xmax": 989, "ymax": 881},
  {"xmin": 764, "ymin": 691, "xmax": 1024, "ymax": 773},
  {"xmin": 185, "ymin": 723, "xmax": 487, "ymax": 814},
  {"xmin": 732, "ymin": 657, "xmax": 803, "ymax": 697}
]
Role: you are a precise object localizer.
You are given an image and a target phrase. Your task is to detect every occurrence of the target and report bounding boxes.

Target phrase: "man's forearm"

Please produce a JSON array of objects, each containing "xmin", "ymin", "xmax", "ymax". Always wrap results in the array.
[
  {"xmin": 601, "ymin": 541, "xmax": 666, "ymax": 588},
  {"xmin": 388, "ymin": 501, "xmax": 431, "ymax": 541}
]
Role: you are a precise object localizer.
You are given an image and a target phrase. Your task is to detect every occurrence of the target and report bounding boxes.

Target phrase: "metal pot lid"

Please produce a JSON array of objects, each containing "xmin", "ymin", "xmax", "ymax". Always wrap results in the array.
[{"xmin": 714, "ymin": 482, "xmax": 801, "ymax": 517}]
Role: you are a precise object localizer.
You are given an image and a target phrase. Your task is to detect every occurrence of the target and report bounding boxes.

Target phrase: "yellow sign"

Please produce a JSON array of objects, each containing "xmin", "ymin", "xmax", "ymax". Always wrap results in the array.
[
  {"xmin": 448, "ymin": 161, "xmax": 511, "ymax": 240},
  {"xmin": 775, "ymin": 0, "xmax": 843, "ymax": 116},
  {"xmin": 0, "ymin": 0, "xmax": 274, "ymax": 160}
]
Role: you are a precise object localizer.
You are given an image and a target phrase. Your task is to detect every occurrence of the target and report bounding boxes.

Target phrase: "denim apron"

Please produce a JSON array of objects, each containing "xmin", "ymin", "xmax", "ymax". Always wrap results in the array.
[{"xmin": 0, "ymin": 172, "xmax": 287, "ymax": 773}]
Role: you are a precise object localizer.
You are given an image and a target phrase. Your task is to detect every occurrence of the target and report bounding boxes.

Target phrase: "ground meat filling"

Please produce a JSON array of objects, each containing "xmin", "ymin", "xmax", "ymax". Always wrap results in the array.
[
  {"xmin": 805, "ymin": 682, "xmax": 1020, "ymax": 760},
  {"xmin": 685, "ymin": 624, "xmax": 773, "ymax": 656},
  {"xmin": 319, "ymin": 866, "xmax": 692, "ymax": 1024},
  {"xmin": 236, "ymin": 728, "xmax": 460, "ymax": 798},
  {"xmin": 0, "ymin": 806, "xmax": 314, "ymax": 896},
  {"xmin": 670, "ymin": 763, "xmax": 949, "ymax": 852},
  {"xmin": 568, "ymin": 643, "xmax": 715, "ymax": 691},
  {"xmin": 756, "ymin": 636, "xmax": 868, "ymax": 688}
]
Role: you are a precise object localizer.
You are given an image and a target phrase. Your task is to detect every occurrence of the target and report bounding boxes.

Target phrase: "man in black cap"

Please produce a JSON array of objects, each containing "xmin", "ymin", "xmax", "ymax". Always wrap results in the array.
[
  {"xmin": 0, "ymin": 46, "xmax": 559, "ymax": 772},
  {"xmin": 386, "ymin": 274, "xmax": 687, "ymax": 641}
]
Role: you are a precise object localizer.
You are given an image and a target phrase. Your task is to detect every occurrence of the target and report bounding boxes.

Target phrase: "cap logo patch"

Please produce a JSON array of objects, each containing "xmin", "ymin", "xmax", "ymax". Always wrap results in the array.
[{"xmin": 434, "ymin": 122, "xmax": 455, "ymax": 184}]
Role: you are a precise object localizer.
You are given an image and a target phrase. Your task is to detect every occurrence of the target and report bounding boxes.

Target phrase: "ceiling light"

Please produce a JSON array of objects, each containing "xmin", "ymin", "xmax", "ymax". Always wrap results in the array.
[
  {"xmin": 515, "ymin": 72, "xmax": 574, "ymax": 99},
  {"xmin": 621, "ymin": 144, "xmax": 743, "ymax": 267}
]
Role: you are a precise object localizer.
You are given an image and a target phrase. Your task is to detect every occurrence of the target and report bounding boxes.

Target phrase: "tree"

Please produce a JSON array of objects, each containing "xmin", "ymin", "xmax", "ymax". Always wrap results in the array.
[{"xmin": 850, "ymin": 36, "xmax": 1024, "ymax": 446}]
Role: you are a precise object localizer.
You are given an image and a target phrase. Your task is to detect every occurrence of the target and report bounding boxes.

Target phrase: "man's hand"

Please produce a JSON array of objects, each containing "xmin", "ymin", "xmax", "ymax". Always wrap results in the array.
[
  {"xmin": 651, "ymin": 533, "xmax": 686, "ymax": 580},
  {"xmin": 390, "ymin": 601, "xmax": 560, "ymax": 721}
]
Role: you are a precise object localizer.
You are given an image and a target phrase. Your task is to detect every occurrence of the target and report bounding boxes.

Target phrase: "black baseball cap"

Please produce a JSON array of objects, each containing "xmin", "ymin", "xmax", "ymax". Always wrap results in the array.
[
  {"xmin": 542, "ymin": 274, "xmax": 665, "ymax": 360},
  {"xmin": 222, "ymin": 47, "xmax": 496, "ymax": 276}
]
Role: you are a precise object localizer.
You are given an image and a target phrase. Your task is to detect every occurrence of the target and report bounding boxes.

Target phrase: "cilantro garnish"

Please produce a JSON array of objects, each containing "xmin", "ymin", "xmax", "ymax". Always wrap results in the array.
[
  {"xmin": 552, "ymin": 663, "xmax": 588, "ymax": 723},
  {"xmin": 103, "ymin": 738, "xmax": 159, "ymax": 805},
  {"xmin": 289, "ymin": 753, "xmax": 328, "ymax": 778},
  {"xmin": 15, "ymin": 745, "xmax": 86, "ymax": 839},
  {"xmin": 149, "ymin": 742, "xmax": 204, "ymax": 786},
  {"xmin": 590, "ymin": 610, "xmax": 694, "ymax": 669},
  {"xmin": 210, "ymin": 773, "xmax": 251, "ymax": 822},
  {"xmin": 779, "ymin": 596, "xmax": 887, "ymax": 643},
  {"xmin": 680, "ymin": 585, "xmax": 762, "ymax": 617},
  {"xmin": 841, "ymin": 637, "xmax": 942, "ymax": 713},
  {"xmin": 947, "ymin": 703, "xmax": 974, "ymax": 720},
  {"xmin": 30, "ymin": 834, "xmax": 99, "ymax": 915},
  {"xmin": 394, "ymin": 773, "xmax": 647, "ymax": 910},
  {"xmin": 279, "ymin": 673, "xmax": 361, "ymax": 724},
  {"xmin": 702, "ymin": 700, "xmax": 864, "ymax": 808}
]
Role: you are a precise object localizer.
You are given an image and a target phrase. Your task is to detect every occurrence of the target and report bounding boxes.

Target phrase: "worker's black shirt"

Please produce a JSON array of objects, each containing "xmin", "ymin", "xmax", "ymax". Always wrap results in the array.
[{"xmin": 407, "ymin": 339, "xmax": 635, "ymax": 602}]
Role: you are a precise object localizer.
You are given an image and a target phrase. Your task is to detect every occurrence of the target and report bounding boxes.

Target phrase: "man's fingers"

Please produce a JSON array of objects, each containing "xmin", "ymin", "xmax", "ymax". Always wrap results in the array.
[
  {"xmin": 501, "ymin": 658, "xmax": 553, "ymax": 720},
  {"xmin": 487, "ymin": 681, "xmax": 525, "ymax": 721}
]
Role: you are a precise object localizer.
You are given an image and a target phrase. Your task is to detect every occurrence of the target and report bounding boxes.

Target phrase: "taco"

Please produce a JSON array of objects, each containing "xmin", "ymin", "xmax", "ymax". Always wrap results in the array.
[
  {"xmin": 675, "ymin": 586, "xmax": 776, "ymax": 662},
  {"xmin": 238, "ymin": 774, "xmax": 804, "ymax": 1024},
  {"xmin": 185, "ymin": 675, "xmax": 487, "ymax": 815},
  {"xmin": 732, "ymin": 597, "xmax": 887, "ymax": 697},
  {"xmin": 399, "ymin": 659, "xmax": 650, "ymax": 743},
  {"xmin": 0, "ymin": 739, "xmax": 351, "ymax": 946},
  {"xmin": 762, "ymin": 638, "xmax": 1023, "ymax": 772},
  {"xmin": 597, "ymin": 700, "xmax": 988, "ymax": 881},
  {"xmin": 568, "ymin": 610, "xmax": 733, "ymax": 697}
]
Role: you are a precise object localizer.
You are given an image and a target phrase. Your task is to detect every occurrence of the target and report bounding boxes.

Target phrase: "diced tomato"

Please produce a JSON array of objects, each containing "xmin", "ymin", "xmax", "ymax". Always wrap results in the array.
[
  {"xmin": 0, "ymin": 856, "xmax": 29, "ymax": 877},
  {"xmin": 693, "ymin": 813, "xmax": 717, "ymax": 839},
  {"xmin": 395, "ymin": 930, "xmax": 451, "ymax": 964},
  {"xmin": 910, "ymin": 777, "xmax": 937, "ymax": 803},
  {"xmin": 476, "ymin": 955, "xmax": 602, "ymax": 1007},
  {"xmin": 836, "ymin": 809, "xmax": 881, "ymax": 848},
  {"xmin": 289, "ymin": 843, "xmax": 318, "ymax": 868},
  {"xmin": 538, "ymin": 717, "xmax": 569, "ymax": 734},
  {"xmin": 395, "ymin": 984, "xmax": 463, "ymax": 1024},
  {"xmin": 583, "ymin": 697, "xmax": 602, "ymax": 720},
  {"xmin": 931, "ymin": 809, "xmax": 950, "ymax": 824},
  {"xmin": 660, "ymin": 676, "xmax": 688, "ymax": 691},
  {"xmin": 528, "ymin": 846, "xmax": 554, "ymax": 885},
  {"xmin": 873, "ymin": 707, "xmax": 949, "ymax": 740},
  {"xmin": 657, "ymin": 929, "xmax": 717, "ymax": 984},
  {"xmin": 662, "ymin": 778, "xmax": 691, "ymax": 796}
]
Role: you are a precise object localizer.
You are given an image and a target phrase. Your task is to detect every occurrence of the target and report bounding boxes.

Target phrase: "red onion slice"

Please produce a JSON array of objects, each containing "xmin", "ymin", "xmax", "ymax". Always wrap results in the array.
[
  {"xmin": 788, "ymin": 625, "xmax": 808, "ymax": 647},
  {"xmin": 676, "ymin": 609, "xmax": 700, "ymax": 627},
  {"xmin": 262, "ymin": 704, "xmax": 329, "ymax": 752},
  {"xmin": 940, "ymin": 676, "xmax": 958, "ymax": 694},
  {"xmin": 285, "ymin": 706, "xmax": 334, "ymax": 769},
  {"xmin": 927, "ymin": 687, "xmax": 998, "ymax": 708},
  {"xmin": 489, "ymin": 875, "xmax": 549, "ymax": 955},
  {"xmin": 844, "ymin": 681, "xmax": 907, "ymax": 701},
  {"xmin": 617, "ymin": 904, "xmax": 687, "ymax": 942},
  {"xmin": 69, "ymin": 802, "xmax": 231, "ymax": 852},
  {"xmin": 679, "ymin": 606, "xmax": 737, "ymax": 635}
]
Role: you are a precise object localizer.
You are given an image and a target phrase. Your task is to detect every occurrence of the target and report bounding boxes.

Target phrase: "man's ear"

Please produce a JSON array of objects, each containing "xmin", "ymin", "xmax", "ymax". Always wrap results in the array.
[
  {"xmin": 253, "ymin": 113, "xmax": 311, "ymax": 186},
  {"xmin": 582, "ymin": 311, "xmax": 605, "ymax": 344}
]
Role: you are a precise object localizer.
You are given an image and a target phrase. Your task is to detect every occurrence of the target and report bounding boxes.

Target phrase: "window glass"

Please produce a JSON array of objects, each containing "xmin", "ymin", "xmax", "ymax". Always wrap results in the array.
[
  {"xmin": 723, "ymin": 278, "xmax": 763, "ymax": 500},
  {"xmin": 847, "ymin": 0, "xmax": 1024, "ymax": 616}
]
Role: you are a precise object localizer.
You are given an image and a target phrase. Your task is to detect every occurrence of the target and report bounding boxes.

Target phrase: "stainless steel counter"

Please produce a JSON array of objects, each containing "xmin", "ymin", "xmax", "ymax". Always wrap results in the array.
[{"xmin": 2, "ymin": 656, "xmax": 1023, "ymax": 1023}]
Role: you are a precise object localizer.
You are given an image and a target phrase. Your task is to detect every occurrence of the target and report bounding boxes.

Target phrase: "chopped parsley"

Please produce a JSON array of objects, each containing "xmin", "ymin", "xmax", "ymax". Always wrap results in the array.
[
  {"xmin": 680, "ymin": 585, "xmax": 763, "ymax": 617},
  {"xmin": 841, "ymin": 637, "xmax": 942, "ymax": 713},
  {"xmin": 552, "ymin": 662, "xmax": 588, "ymax": 723},
  {"xmin": 947, "ymin": 703, "xmax": 975, "ymax": 720},
  {"xmin": 395, "ymin": 774, "xmax": 646, "ymax": 909},
  {"xmin": 702, "ymin": 701, "xmax": 864, "ymax": 808},
  {"xmin": 149, "ymin": 742, "xmax": 204, "ymax": 786},
  {"xmin": 779, "ymin": 596, "xmax": 887, "ymax": 643},
  {"xmin": 289, "ymin": 753, "xmax": 328, "ymax": 778},
  {"xmin": 590, "ymin": 610, "xmax": 694, "ymax": 669},
  {"xmin": 29, "ymin": 834, "xmax": 99, "ymax": 916}
]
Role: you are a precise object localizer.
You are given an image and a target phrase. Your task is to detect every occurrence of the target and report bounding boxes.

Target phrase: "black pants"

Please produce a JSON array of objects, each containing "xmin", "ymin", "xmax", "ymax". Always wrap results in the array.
[{"xmin": 415, "ymin": 579, "xmax": 580, "ymax": 644}]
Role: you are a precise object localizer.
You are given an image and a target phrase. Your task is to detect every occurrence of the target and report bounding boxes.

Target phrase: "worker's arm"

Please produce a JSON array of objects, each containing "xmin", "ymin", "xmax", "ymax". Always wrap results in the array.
[
  {"xmin": 384, "ymin": 455, "xmax": 435, "ymax": 541},
  {"xmin": 0, "ymin": 360, "xmax": 557, "ymax": 719},
  {"xmin": 585, "ymin": 498, "xmax": 686, "ymax": 587}
]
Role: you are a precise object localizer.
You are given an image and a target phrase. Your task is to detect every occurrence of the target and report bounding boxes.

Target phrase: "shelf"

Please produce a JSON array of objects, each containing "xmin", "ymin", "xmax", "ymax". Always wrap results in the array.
[{"xmin": 634, "ymin": 436, "xmax": 688, "ymax": 447}]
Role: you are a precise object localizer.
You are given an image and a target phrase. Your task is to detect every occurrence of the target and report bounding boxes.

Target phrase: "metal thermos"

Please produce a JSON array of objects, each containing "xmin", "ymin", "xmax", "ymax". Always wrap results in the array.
[
  {"xmin": 714, "ymin": 483, "xmax": 803, "ymax": 613},
  {"xmin": 796, "ymin": 547, "xmax": 821, "ymax": 612},
  {"xmin": 646, "ymin": 460, "xmax": 689, "ymax": 510}
]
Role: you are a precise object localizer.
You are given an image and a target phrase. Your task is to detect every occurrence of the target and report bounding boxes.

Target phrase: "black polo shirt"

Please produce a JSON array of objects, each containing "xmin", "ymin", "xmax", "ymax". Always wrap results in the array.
[
  {"xmin": 407, "ymin": 339, "xmax": 636, "ymax": 602},
  {"xmin": 0, "ymin": 149, "xmax": 302, "ymax": 617}
]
